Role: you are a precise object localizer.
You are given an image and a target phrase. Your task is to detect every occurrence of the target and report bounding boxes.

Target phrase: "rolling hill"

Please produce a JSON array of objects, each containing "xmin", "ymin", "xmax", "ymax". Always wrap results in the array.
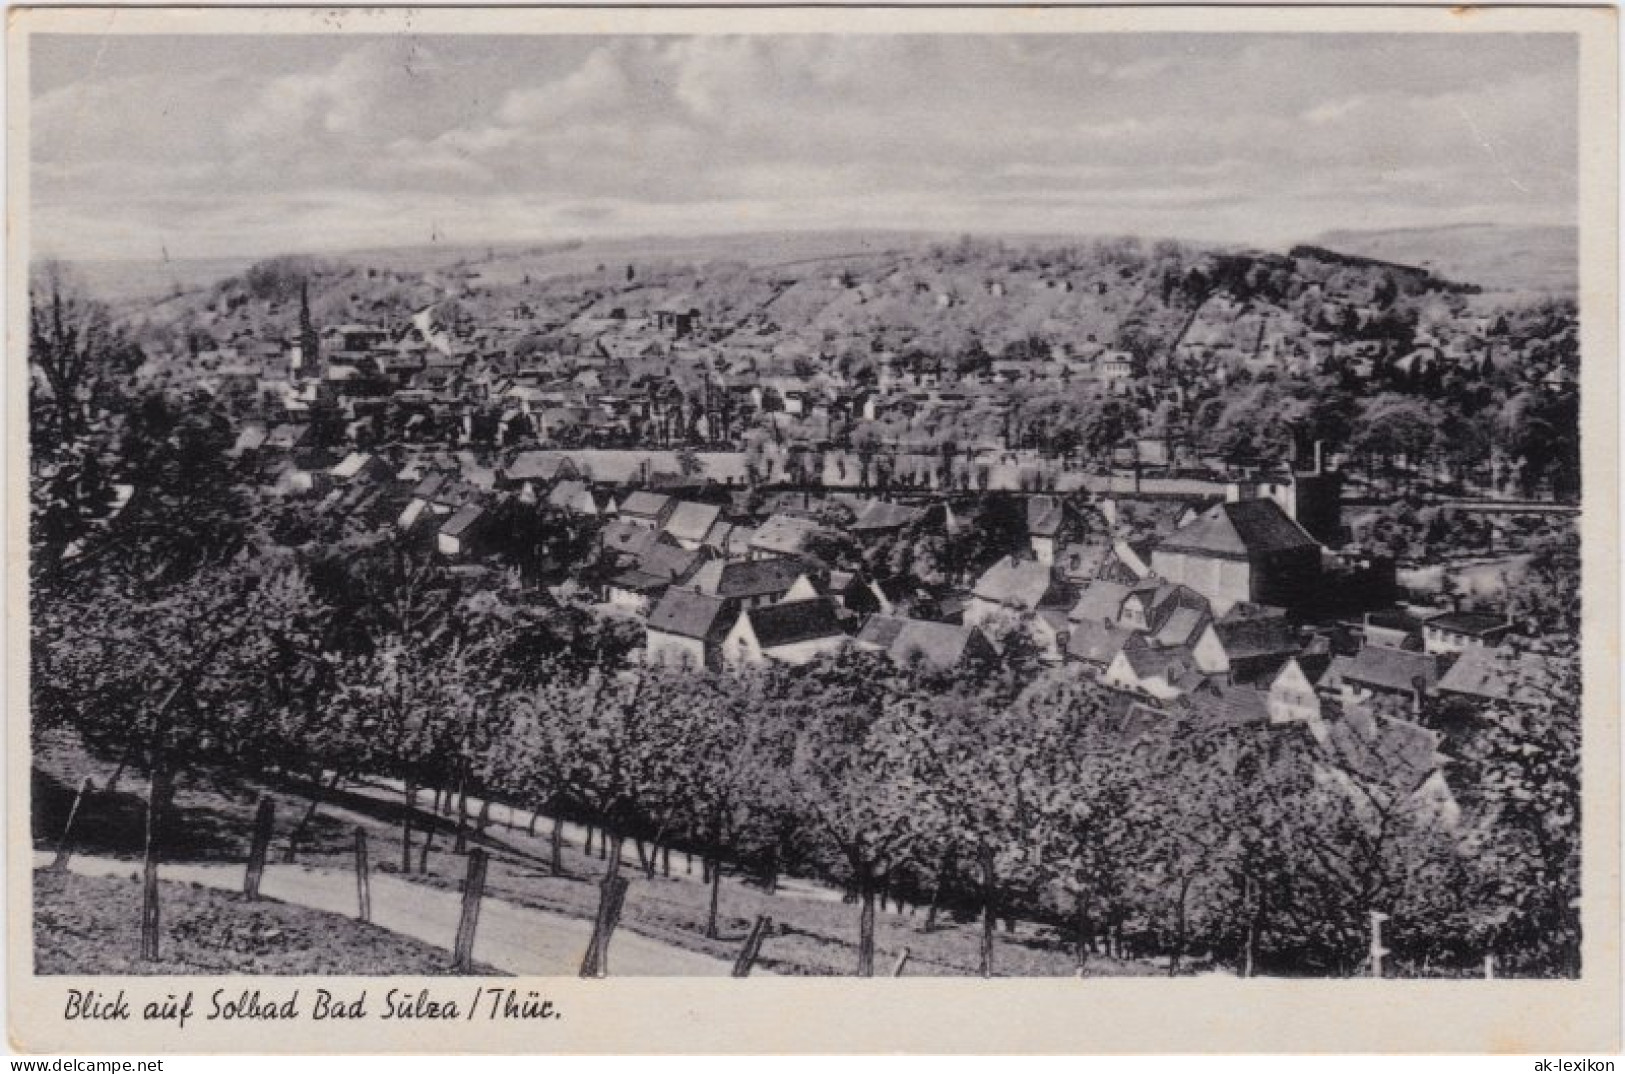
[{"xmin": 1309, "ymin": 224, "xmax": 1577, "ymax": 296}]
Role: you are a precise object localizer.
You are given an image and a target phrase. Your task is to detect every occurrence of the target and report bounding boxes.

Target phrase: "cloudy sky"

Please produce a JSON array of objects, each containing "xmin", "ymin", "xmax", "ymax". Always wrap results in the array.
[{"xmin": 31, "ymin": 32, "xmax": 1577, "ymax": 261}]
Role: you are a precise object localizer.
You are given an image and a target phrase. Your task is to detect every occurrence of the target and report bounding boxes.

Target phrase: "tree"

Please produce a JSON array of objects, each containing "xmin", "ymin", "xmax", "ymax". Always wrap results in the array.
[
  {"xmin": 29, "ymin": 263, "xmax": 140, "ymax": 454},
  {"xmin": 768, "ymin": 654, "xmax": 935, "ymax": 975}
]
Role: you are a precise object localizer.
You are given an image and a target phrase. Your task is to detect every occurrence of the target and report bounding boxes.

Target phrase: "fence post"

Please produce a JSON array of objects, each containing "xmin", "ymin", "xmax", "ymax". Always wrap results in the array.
[
  {"xmin": 354, "ymin": 827, "xmax": 372, "ymax": 924},
  {"xmin": 578, "ymin": 875, "xmax": 631, "ymax": 978},
  {"xmin": 891, "ymin": 947, "xmax": 911, "ymax": 977},
  {"xmin": 243, "ymin": 797, "xmax": 276, "ymax": 899},
  {"xmin": 1368, "ymin": 911, "xmax": 1389, "ymax": 978},
  {"xmin": 731, "ymin": 915, "xmax": 773, "ymax": 977},
  {"xmin": 452, "ymin": 848, "xmax": 489, "ymax": 973},
  {"xmin": 52, "ymin": 777, "xmax": 95, "ymax": 872}
]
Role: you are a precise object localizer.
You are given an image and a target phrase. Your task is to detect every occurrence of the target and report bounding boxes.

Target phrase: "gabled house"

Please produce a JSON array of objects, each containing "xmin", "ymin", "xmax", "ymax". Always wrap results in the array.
[
  {"xmin": 645, "ymin": 589, "xmax": 739, "ymax": 671},
  {"xmin": 749, "ymin": 513, "xmax": 821, "ymax": 560},
  {"xmin": 547, "ymin": 479, "xmax": 610, "ymax": 517},
  {"xmin": 1150, "ymin": 499, "xmax": 1321, "ymax": 615},
  {"xmin": 1025, "ymin": 495, "xmax": 1075, "ymax": 565},
  {"xmin": 1213, "ymin": 612, "xmax": 1303, "ymax": 684},
  {"xmin": 499, "ymin": 451, "xmax": 580, "ymax": 499},
  {"xmin": 722, "ymin": 598, "xmax": 848, "ymax": 667},
  {"xmin": 1435, "ymin": 645, "xmax": 1557, "ymax": 706},
  {"xmin": 1421, "ymin": 611, "xmax": 1513, "ymax": 654},
  {"xmin": 605, "ymin": 542, "xmax": 706, "ymax": 615},
  {"xmin": 854, "ymin": 615, "xmax": 997, "ymax": 672},
  {"xmin": 965, "ymin": 557, "xmax": 1071, "ymax": 628},
  {"xmin": 686, "ymin": 557, "xmax": 816, "ymax": 609},
  {"xmin": 662, "ymin": 501, "xmax": 725, "ymax": 551},
  {"xmin": 1265, "ymin": 656, "xmax": 1327, "ymax": 726},
  {"xmin": 437, "ymin": 504, "xmax": 486, "ymax": 558},
  {"xmin": 1327, "ymin": 646, "xmax": 1448, "ymax": 713},
  {"xmin": 619, "ymin": 491, "xmax": 678, "ymax": 531}
]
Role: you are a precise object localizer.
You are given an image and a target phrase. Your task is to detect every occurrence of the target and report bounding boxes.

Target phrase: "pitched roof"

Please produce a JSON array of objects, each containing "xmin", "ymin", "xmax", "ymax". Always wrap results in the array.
[
  {"xmin": 1159, "ymin": 499, "xmax": 1320, "ymax": 559},
  {"xmin": 1426, "ymin": 611, "xmax": 1511, "ymax": 636},
  {"xmin": 1026, "ymin": 495, "xmax": 1066, "ymax": 537},
  {"xmin": 1342, "ymin": 646, "xmax": 1444, "ymax": 694},
  {"xmin": 636, "ymin": 542, "xmax": 703, "ymax": 582},
  {"xmin": 687, "ymin": 557, "xmax": 806, "ymax": 600},
  {"xmin": 1322, "ymin": 706, "xmax": 1443, "ymax": 788},
  {"xmin": 1153, "ymin": 606, "xmax": 1209, "ymax": 648},
  {"xmin": 600, "ymin": 517, "xmax": 665, "ymax": 559},
  {"xmin": 855, "ymin": 615, "xmax": 989, "ymax": 670},
  {"xmin": 663, "ymin": 501, "xmax": 723, "ymax": 543},
  {"xmin": 1066, "ymin": 619, "xmax": 1135, "ymax": 665},
  {"xmin": 750, "ymin": 513, "xmax": 820, "ymax": 556},
  {"xmin": 1436, "ymin": 646, "xmax": 1554, "ymax": 703},
  {"xmin": 850, "ymin": 499, "xmax": 924, "ymax": 533},
  {"xmin": 1215, "ymin": 616, "xmax": 1302, "ymax": 661},
  {"xmin": 547, "ymin": 479, "xmax": 592, "ymax": 510},
  {"xmin": 440, "ymin": 504, "xmax": 484, "ymax": 538},
  {"xmin": 744, "ymin": 598, "xmax": 845, "ymax": 649},
  {"xmin": 1197, "ymin": 683, "xmax": 1272, "ymax": 727},
  {"xmin": 973, "ymin": 557, "xmax": 1059, "ymax": 611},
  {"xmin": 620, "ymin": 490, "xmax": 674, "ymax": 519},
  {"xmin": 646, "ymin": 589, "xmax": 735, "ymax": 640},
  {"xmin": 1069, "ymin": 580, "xmax": 1133, "ymax": 624}
]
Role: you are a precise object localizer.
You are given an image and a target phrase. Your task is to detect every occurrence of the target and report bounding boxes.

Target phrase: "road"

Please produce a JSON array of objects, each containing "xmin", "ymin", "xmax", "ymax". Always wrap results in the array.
[{"xmin": 35, "ymin": 852, "xmax": 742, "ymax": 977}]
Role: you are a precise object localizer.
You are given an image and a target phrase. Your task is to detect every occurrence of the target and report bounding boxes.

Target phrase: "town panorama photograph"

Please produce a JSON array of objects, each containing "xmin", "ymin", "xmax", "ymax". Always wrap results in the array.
[{"xmin": 24, "ymin": 26, "xmax": 1586, "ymax": 983}]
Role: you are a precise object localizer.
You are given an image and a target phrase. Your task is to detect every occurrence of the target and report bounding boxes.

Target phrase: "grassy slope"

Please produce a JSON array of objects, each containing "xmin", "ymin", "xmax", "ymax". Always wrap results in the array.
[
  {"xmin": 33, "ymin": 729, "xmax": 1166, "ymax": 978},
  {"xmin": 33, "ymin": 869, "xmax": 493, "ymax": 976}
]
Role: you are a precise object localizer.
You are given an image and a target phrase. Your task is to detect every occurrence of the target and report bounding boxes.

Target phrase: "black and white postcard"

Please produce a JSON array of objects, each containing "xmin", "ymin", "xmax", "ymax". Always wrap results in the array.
[{"xmin": 6, "ymin": 5, "xmax": 1619, "ymax": 1054}]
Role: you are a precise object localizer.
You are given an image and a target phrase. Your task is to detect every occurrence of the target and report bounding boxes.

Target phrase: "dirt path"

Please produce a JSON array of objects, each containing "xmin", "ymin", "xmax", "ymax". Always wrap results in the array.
[{"xmin": 35, "ymin": 853, "xmax": 743, "ymax": 977}]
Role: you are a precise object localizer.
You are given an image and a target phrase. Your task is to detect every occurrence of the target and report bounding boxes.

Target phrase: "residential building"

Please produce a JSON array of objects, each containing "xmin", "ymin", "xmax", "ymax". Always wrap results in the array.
[
  {"xmin": 854, "ymin": 615, "xmax": 997, "ymax": 672},
  {"xmin": 1422, "ymin": 611, "xmax": 1513, "ymax": 654},
  {"xmin": 645, "ymin": 589, "xmax": 738, "ymax": 671},
  {"xmin": 1150, "ymin": 499, "xmax": 1322, "ymax": 615},
  {"xmin": 722, "ymin": 599, "xmax": 848, "ymax": 667}
]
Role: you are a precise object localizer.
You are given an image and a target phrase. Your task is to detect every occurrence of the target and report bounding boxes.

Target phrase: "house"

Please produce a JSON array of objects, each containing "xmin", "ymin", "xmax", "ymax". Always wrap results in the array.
[
  {"xmin": 1266, "ymin": 657, "xmax": 1326, "ymax": 726},
  {"xmin": 619, "ymin": 491, "xmax": 677, "ymax": 530},
  {"xmin": 605, "ymin": 543, "xmax": 705, "ymax": 615},
  {"xmin": 1026, "ymin": 496, "xmax": 1073, "ymax": 564},
  {"xmin": 1319, "ymin": 706, "xmax": 1459, "ymax": 828},
  {"xmin": 437, "ymin": 504, "xmax": 485, "ymax": 558},
  {"xmin": 749, "ymin": 513, "xmax": 821, "ymax": 559},
  {"xmin": 964, "ymin": 557, "xmax": 1072, "ymax": 631},
  {"xmin": 1213, "ymin": 612, "xmax": 1303, "ymax": 684},
  {"xmin": 265, "ymin": 423, "xmax": 312, "ymax": 452},
  {"xmin": 1066, "ymin": 579, "xmax": 1228, "ymax": 676},
  {"xmin": 1422, "ymin": 611, "xmax": 1513, "ymax": 654},
  {"xmin": 1150, "ymin": 499, "xmax": 1322, "ymax": 615},
  {"xmin": 847, "ymin": 499, "xmax": 927, "ymax": 539},
  {"xmin": 500, "ymin": 451, "xmax": 579, "ymax": 497},
  {"xmin": 686, "ymin": 557, "xmax": 816, "ymax": 609},
  {"xmin": 1102, "ymin": 645, "xmax": 1214, "ymax": 703},
  {"xmin": 1435, "ymin": 645, "xmax": 1557, "ymax": 706},
  {"xmin": 1363, "ymin": 610, "xmax": 1425, "ymax": 651},
  {"xmin": 547, "ymin": 479, "xmax": 608, "ymax": 517},
  {"xmin": 599, "ymin": 517, "xmax": 667, "ymax": 563},
  {"xmin": 645, "ymin": 589, "xmax": 739, "ymax": 671},
  {"xmin": 662, "ymin": 501, "xmax": 725, "ymax": 551},
  {"xmin": 854, "ymin": 616, "xmax": 997, "ymax": 672},
  {"xmin": 722, "ymin": 598, "xmax": 848, "ymax": 667},
  {"xmin": 328, "ymin": 452, "xmax": 391, "ymax": 485},
  {"xmin": 1329, "ymin": 646, "xmax": 1447, "ymax": 711}
]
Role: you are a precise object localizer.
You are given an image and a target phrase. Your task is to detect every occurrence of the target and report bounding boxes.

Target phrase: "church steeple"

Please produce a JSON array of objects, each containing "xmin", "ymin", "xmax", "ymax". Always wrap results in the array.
[{"xmin": 298, "ymin": 280, "xmax": 320, "ymax": 380}]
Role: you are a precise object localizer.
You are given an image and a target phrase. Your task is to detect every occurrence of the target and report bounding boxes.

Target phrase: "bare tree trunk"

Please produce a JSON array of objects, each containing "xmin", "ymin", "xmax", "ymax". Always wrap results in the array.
[
  {"xmin": 662, "ymin": 845, "xmax": 671, "ymax": 878},
  {"xmin": 979, "ymin": 848, "xmax": 997, "ymax": 979},
  {"xmin": 1074, "ymin": 891, "xmax": 1091, "ymax": 975},
  {"xmin": 550, "ymin": 813, "xmax": 565, "ymax": 876},
  {"xmin": 453, "ymin": 770, "xmax": 469, "ymax": 854},
  {"xmin": 284, "ymin": 770, "xmax": 341, "ymax": 863},
  {"xmin": 1170, "ymin": 876, "xmax": 1192, "ymax": 977},
  {"xmin": 139, "ymin": 765, "xmax": 174, "ymax": 961},
  {"xmin": 634, "ymin": 838, "xmax": 651, "ymax": 877},
  {"xmin": 857, "ymin": 878, "xmax": 878, "ymax": 977},
  {"xmin": 418, "ymin": 814, "xmax": 436, "ymax": 874},
  {"xmin": 706, "ymin": 855, "xmax": 723, "ymax": 940},
  {"xmin": 528, "ymin": 809, "xmax": 539, "ymax": 837},
  {"xmin": 401, "ymin": 781, "xmax": 415, "ymax": 873}
]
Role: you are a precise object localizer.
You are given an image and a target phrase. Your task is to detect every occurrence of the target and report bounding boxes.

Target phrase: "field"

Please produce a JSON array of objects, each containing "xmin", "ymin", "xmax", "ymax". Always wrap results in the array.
[{"xmin": 1310, "ymin": 223, "xmax": 1577, "ymax": 295}]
